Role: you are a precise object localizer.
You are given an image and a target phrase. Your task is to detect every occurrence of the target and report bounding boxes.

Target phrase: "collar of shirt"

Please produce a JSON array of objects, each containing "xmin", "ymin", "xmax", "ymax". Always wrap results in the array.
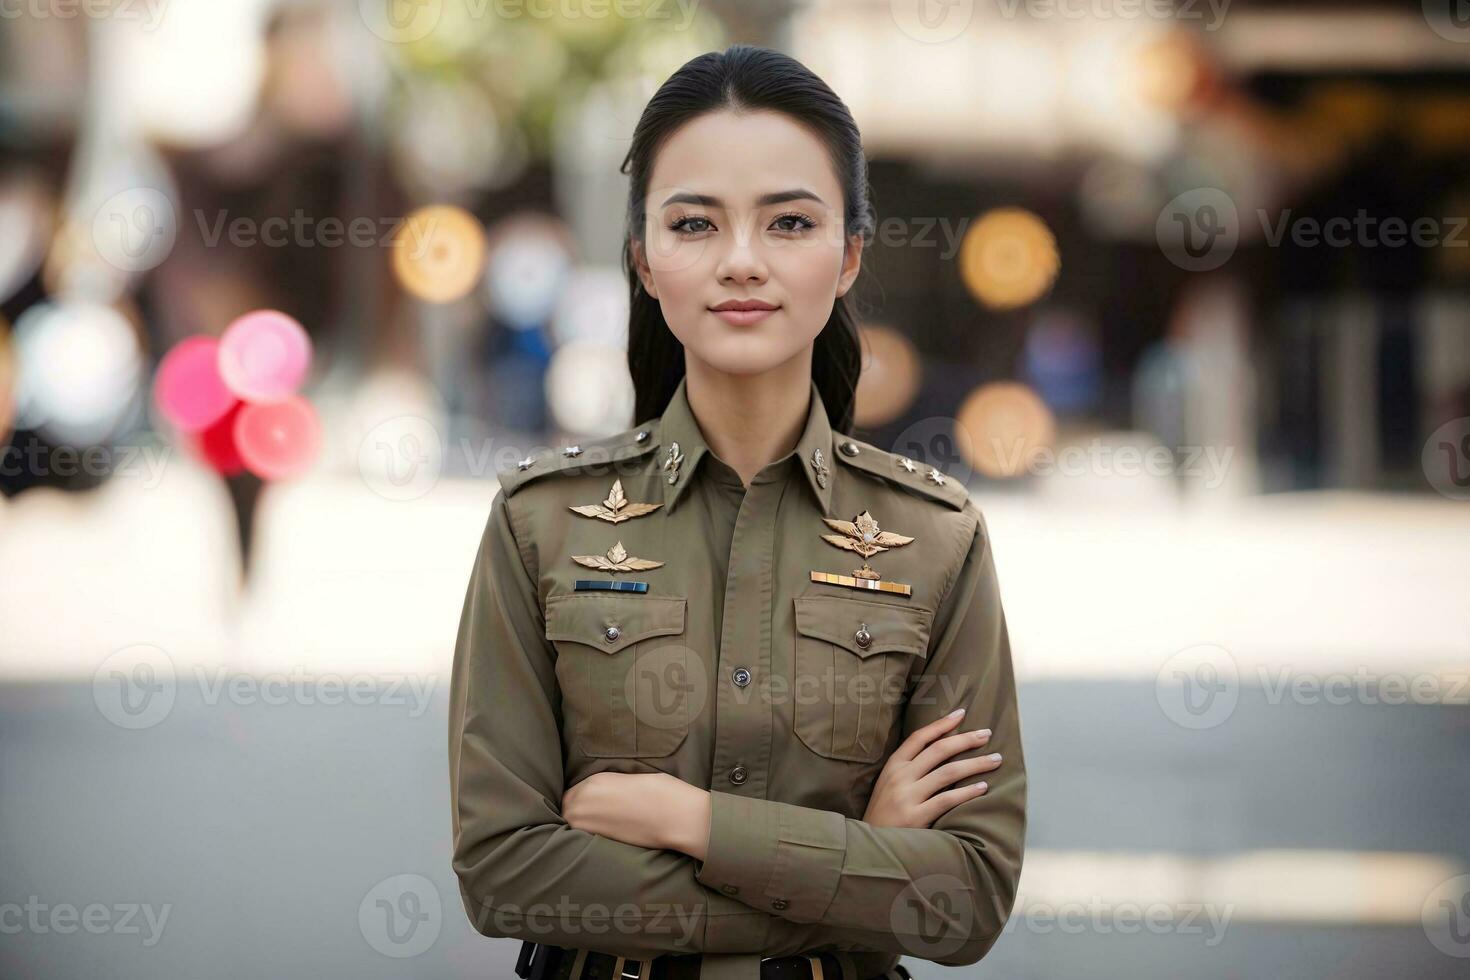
[{"xmin": 653, "ymin": 373, "xmax": 835, "ymax": 517}]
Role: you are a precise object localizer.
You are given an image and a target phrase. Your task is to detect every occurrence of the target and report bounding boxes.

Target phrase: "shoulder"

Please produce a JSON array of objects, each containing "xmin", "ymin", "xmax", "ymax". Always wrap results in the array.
[
  {"xmin": 830, "ymin": 433, "xmax": 973, "ymax": 513},
  {"xmin": 493, "ymin": 423, "xmax": 661, "ymax": 499}
]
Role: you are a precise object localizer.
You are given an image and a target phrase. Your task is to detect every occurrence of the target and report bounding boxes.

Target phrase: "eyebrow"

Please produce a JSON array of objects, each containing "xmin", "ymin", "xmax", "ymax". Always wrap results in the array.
[{"xmin": 660, "ymin": 188, "xmax": 827, "ymax": 209}]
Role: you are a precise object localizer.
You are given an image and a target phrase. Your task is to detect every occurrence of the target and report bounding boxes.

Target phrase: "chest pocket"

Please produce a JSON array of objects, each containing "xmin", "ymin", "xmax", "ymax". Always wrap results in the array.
[
  {"xmin": 792, "ymin": 594, "xmax": 933, "ymax": 764},
  {"xmin": 545, "ymin": 593, "xmax": 691, "ymax": 759}
]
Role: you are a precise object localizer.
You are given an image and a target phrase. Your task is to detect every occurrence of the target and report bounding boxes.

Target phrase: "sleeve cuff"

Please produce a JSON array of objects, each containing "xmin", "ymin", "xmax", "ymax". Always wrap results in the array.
[{"xmin": 695, "ymin": 791, "xmax": 847, "ymax": 923}]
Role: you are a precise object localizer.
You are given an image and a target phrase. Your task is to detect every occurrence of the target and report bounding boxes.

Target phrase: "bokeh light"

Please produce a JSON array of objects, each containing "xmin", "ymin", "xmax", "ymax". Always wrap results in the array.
[
  {"xmin": 957, "ymin": 380, "xmax": 1057, "ymax": 479},
  {"xmin": 483, "ymin": 213, "xmax": 574, "ymax": 331},
  {"xmin": 11, "ymin": 300, "xmax": 142, "ymax": 445},
  {"xmin": 235, "ymin": 395, "xmax": 322, "ymax": 481},
  {"xmin": 854, "ymin": 323, "xmax": 922, "ymax": 428},
  {"xmin": 154, "ymin": 336, "xmax": 235, "ymax": 434},
  {"xmin": 0, "ymin": 172, "xmax": 53, "ymax": 305},
  {"xmin": 546, "ymin": 342, "xmax": 634, "ymax": 437},
  {"xmin": 392, "ymin": 205, "xmax": 488, "ymax": 304},
  {"xmin": 219, "ymin": 310, "xmax": 312, "ymax": 404},
  {"xmin": 192, "ymin": 400, "xmax": 246, "ymax": 477},
  {"xmin": 959, "ymin": 207, "xmax": 1061, "ymax": 311},
  {"xmin": 0, "ymin": 315, "xmax": 14, "ymax": 445},
  {"xmin": 551, "ymin": 266, "xmax": 629, "ymax": 347}
]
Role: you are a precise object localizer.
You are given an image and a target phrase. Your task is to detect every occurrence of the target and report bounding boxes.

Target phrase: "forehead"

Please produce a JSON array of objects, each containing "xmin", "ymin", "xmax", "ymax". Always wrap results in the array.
[{"xmin": 649, "ymin": 109, "xmax": 841, "ymax": 208}]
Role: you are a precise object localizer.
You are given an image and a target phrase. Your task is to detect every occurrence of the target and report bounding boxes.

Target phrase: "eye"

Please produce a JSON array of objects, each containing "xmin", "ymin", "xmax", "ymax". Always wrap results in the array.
[
  {"xmin": 771, "ymin": 212, "xmax": 817, "ymax": 234},
  {"xmin": 669, "ymin": 215, "xmax": 713, "ymax": 235}
]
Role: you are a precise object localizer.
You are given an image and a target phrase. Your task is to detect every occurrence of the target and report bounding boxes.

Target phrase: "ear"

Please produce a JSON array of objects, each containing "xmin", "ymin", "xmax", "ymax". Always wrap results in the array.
[
  {"xmin": 631, "ymin": 239, "xmax": 659, "ymax": 299},
  {"xmin": 834, "ymin": 234, "xmax": 864, "ymax": 299}
]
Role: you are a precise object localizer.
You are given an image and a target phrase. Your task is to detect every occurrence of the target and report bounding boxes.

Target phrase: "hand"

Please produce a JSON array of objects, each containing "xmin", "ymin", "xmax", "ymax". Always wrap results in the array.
[
  {"xmin": 862, "ymin": 708, "xmax": 1001, "ymax": 828},
  {"xmin": 562, "ymin": 771, "xmax": 711, "ymax": 857}
]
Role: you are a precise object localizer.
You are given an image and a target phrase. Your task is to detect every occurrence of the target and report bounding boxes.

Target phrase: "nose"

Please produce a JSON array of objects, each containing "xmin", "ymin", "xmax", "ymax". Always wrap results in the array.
[{"xmin": 715, "ymin": 232, "xmax": 769, "ymax": 286}]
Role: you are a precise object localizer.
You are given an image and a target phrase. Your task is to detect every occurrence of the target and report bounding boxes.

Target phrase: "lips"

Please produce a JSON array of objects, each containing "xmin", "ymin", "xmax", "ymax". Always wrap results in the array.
[
  {"xmin": 710, "ymin": 302, "xmax": 779, "ymax": 327},
  {"xmin": 710, "ymin": 299, "xmax": 779, "ymax": 312}
]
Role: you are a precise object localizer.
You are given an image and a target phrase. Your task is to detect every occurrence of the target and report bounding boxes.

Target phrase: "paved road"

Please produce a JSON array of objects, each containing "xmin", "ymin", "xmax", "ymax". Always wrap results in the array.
[{"xmin": 2, "ymin": 679, "xmax": 1466, "ymax": 979}]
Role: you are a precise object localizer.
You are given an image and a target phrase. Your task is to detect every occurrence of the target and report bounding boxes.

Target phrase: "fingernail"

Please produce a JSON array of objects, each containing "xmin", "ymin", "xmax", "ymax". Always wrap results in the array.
[
  {"xmin": 974, "ymin": 728, "xmax": 991, "ymax": 737},
  {"xmin": 948, "ymin": 707, "xmax": 965, "ymax": 718},
  {"xmin": 976, "ymin": 781, "xmax": 988, "ymax": 792},
  {"xmin": 989, "ymin": 753, "xmax": 1002, "ymax": 761}
]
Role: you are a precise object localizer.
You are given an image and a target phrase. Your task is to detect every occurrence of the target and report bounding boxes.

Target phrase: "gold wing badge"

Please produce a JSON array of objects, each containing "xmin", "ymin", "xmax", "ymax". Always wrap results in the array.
[
  {"xmin": 572, "ymin": 541, "xmax": 665, "ymax": 573},
  {"xmin": 811, "ymin": 509, "xmax": 914, "ymax": 597},
  {"xmin": 568, "ymin": 479, "xmax": 662, "ymax": 523}
]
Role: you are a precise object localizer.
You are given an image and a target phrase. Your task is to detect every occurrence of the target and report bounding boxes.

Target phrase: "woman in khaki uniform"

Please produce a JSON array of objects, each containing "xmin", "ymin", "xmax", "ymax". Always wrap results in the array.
[{"xmin": 449, "ymin": 45, "xmax": 1025, "ymax": 980}]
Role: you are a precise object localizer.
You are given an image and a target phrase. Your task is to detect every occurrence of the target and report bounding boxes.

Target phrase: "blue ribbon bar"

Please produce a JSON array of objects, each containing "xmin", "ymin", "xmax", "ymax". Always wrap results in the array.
[{"xmin": 573, "ymin": 579, "xmax": 649, "ymax": 593}]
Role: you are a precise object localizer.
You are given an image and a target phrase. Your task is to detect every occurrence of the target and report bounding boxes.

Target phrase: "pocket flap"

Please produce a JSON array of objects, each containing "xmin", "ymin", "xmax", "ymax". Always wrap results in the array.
[
  {"xmin": 545, "ymin": 594, "xmax": 687, "ymax": 655},
  {"xmin": 794, "ymin": 595, "xmax": 933, "ymax": 659}
]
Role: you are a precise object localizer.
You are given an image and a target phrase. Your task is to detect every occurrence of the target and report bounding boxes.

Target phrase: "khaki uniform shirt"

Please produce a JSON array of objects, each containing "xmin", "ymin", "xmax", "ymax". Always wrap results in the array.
[{"xmin": 449, "ymin": 375, "xmax": 1026, "ymax": 980}]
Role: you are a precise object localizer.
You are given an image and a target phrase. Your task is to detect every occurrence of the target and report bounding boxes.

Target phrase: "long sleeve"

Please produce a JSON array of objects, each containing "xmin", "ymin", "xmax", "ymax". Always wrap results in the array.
[
  {"xmin": 692, "ymin": 506, "xmax": 1027, "ymax": 966},
  {"xmin": 448, "ymin": 489, "xmax": 886, "ymax": 965}
]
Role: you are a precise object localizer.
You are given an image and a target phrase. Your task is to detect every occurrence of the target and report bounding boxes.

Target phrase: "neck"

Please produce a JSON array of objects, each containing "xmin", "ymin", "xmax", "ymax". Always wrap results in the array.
[{"xmin": 683, "ymin": 353, "xmax": 813, "ymax": 489}]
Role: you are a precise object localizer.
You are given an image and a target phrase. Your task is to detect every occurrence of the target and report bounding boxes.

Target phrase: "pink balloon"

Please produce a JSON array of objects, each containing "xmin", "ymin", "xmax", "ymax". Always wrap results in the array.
[
  {"xmin": 234, "ymin": 396, "xmax": 321, "ymax": 480},
  {"xmin": 219, "ymin": 309, "xmax": 312, "ymax": 403},
  {"xmin": 154, "ymin": 335, "xmax": 235, "ymax": 433}
]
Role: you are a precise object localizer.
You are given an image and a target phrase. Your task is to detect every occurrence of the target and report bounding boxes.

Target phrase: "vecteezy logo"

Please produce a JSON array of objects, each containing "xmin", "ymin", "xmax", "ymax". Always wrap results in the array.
[
  {"xmin": 1423, "ymin": 0, "xmax": 1470, "ymax": 43},
  {"xmin": 358, "ymin": 415, "xmax": 444, "ymax": 501},
  {"xmin": 1423, "ymin": 874, "xmax": 1470, "ymax": 958},
  {"xmin": 890, "ymin": 0, "xmax": 974, "ymax": 44},
  {"xmin": 93, "ymin": 644, "xmax": 177, "ymax": 730},
  {"xmin": 626, "ymin": 643, "xmax": 708, "ymax": 733},
  {"xmin": 359, "ymin": 873, "xmax": 442, "ymax": 958},
  {"xmin": 1422, "ymin": 417, "xmax": 1470, "ymax": 501},
  {"xmin": 890, "ymin": 417, "xmax": 975, "ymax": 487},
  {"xmin": 92, "ymin": 188, "xmax": 177, "ymax": 274},
  {"xmin": 359, "ymin": 0, "xmax": 443, "ymax": 43},
  {"xmin": 1156, "ymin": 189, "xmax": 1239, "ymax": 272},
  {"xmin": 1155, "ymin": 644, "xmax": 1240, "ymax": 730},
  {"xmin": 889, "ymin": 873, "xmax": 974, "ymax": 959}
]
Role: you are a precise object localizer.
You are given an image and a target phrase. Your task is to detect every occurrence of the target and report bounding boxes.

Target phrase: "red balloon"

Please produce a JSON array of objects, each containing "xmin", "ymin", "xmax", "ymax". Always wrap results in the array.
[
  {"xmin": 234, "ymin": 395, "xmax": 321, "ymax": 480},
  {"xmin": 193, "ymin": 400, "xmax": 245, "ymax": 476}
]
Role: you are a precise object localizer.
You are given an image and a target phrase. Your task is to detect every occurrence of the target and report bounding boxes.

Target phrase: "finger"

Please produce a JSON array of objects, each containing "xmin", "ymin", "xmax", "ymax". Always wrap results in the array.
[
  {"xmin": 893, "ymin": 707, "xmax": 968, "ymax": 762},
  {"xmin": 913, "ymin": 727, "xmax": 991, "ymax": 772},
  {"xmin": 920, "ymin": 780, "xmax": 990, "ymax": 825},
  {"xmin": 915, "ymin": 752, "xmax": 1002, "ymax": 797}
]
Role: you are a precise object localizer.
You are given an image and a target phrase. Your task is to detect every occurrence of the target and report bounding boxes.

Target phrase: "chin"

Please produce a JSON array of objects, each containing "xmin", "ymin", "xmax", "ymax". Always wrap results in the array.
[{"xmin": 685, "ymin": 337, "xmax": 813, "ymax": 378}]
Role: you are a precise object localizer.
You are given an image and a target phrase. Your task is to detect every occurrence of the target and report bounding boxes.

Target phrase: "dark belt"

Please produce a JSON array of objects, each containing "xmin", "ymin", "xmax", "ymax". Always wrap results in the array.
[{"xmin": 515, "ymin": 941, "xmax": 912, "ymax": 980}]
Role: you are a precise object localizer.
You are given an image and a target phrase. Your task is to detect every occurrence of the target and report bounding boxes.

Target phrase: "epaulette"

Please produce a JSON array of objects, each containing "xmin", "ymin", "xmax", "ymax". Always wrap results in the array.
[
  {"xmin": 832, "ymin": 434, "xmax": 971, "ymax": 511},
  {"xmin": 495, "ymin": 424, "xmax": 660, "ymax": 497}
]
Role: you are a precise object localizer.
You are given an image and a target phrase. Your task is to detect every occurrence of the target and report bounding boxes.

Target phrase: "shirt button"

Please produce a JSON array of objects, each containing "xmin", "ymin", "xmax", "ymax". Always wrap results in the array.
[
  {"xmin": 732, "ymin": 667, "xmax": 751, "ymax": 687},
  {"xmin": 854, "ymin": 623, "xmax": 872, "ymax": 649},
  {"xmin": 604, "ymin": 626, "xmax": 621, "ymax": 643},
  {"xmin": 729, "ymin": 766, "xmax": 747, "ymax": 785},
  {"xmin": 771, "ymin": 899, "xmax": 788, "ymax": 910}
]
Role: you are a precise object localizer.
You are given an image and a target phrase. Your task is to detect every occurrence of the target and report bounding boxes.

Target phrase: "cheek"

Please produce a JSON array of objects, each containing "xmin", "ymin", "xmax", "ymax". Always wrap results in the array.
[
  {"xmin": 776, "ymin": 242, "xmax": 845, "ymax": 304},
  {"xmin": 647, "ymin": 244, "xmax": 710, "ymax": 302}
]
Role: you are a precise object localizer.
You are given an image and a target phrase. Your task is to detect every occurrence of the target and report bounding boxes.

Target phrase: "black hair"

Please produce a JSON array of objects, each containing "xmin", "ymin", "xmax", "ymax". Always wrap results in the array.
[{"xmin": 619, "ymin": 43, "xmax": 874, "ymax": 433}]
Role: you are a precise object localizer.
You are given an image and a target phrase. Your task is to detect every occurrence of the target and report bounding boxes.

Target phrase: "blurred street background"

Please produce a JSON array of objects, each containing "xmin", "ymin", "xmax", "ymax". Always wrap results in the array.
[{"xmin": 2, "ymin": 1, "xmax": 1470, "ymax": 978}]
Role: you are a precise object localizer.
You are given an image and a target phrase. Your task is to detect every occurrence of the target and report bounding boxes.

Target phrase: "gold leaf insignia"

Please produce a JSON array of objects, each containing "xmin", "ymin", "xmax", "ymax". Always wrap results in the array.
[
  {"xmin": 568, "ymin": 479, "xmax": 663, "ymax": 524},
  {"xmin": 571, "ymin": 540, "xmax": 666, "ymax": 572},
  {"xmin": 663, "ymin": 441, "xmax": 684, "ymax": 485}
]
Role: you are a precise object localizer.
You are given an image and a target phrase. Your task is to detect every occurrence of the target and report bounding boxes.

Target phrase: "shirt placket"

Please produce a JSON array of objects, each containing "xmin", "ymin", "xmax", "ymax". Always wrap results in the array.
[{"xmin": 708, "ymin": 464, "xmax": 790, "ymax": 808}]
